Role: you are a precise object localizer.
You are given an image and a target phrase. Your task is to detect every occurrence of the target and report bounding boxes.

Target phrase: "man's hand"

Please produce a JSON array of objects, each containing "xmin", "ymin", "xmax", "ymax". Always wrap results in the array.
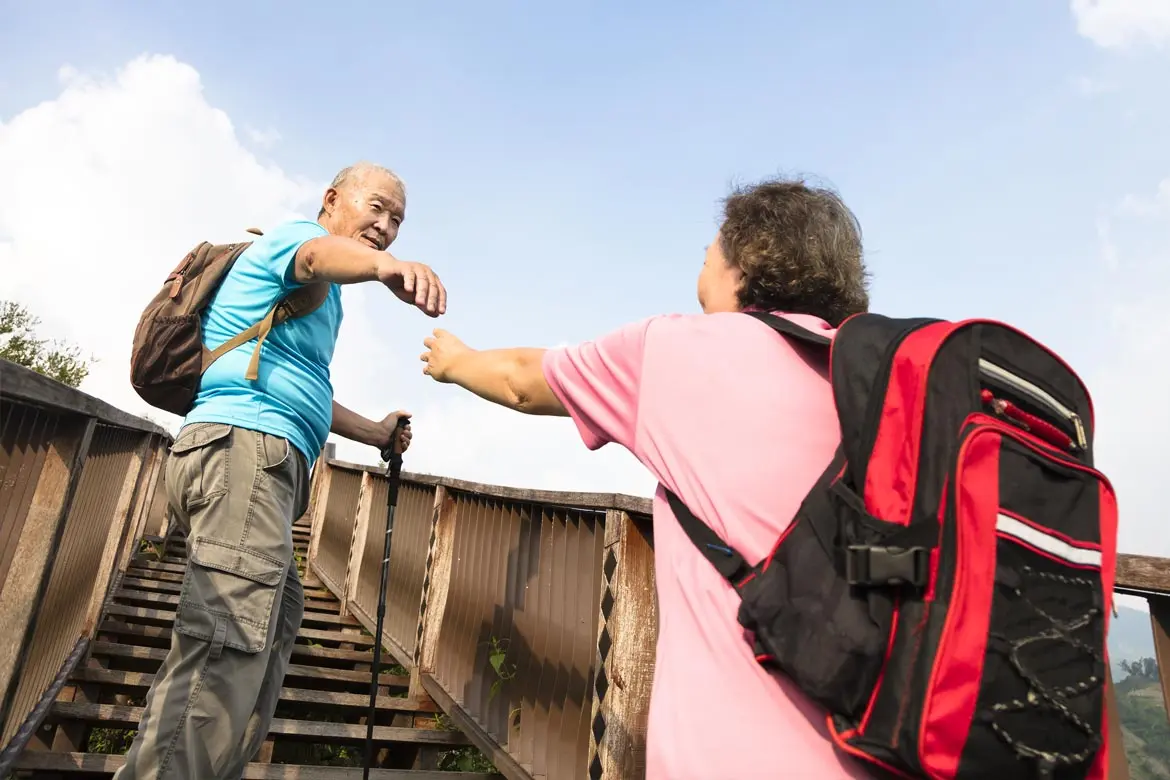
[
  {"xmin": 376, "ymin": 256, "xmax": 447, "ymax": 317},
  {"xmin": 420, "ymin": 329, "xmax": 472, "ymax": 383},
  {"xmin": 375, "ymin": 410, "xmax": 413, "ymax": 455}
]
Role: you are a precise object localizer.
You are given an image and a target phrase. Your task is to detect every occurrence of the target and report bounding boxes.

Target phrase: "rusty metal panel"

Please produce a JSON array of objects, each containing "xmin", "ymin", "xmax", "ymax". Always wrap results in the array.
[
  {"xmin": 430, "ymin": 493, "xmax": 605, "ymax": 779},
  {"xmin": 0, "ymin": 400, "xmax": 57, "ymax": 591},
  {"xmin": 316, "ymin": 466, "xmax": 361, "ymax": 595},
  {"xmin": 1, "ymin": 424, "xmax": 141, "ymax": 742},
  {"xmin": 353, "ymin": 477, "xmax": 435, "ymax": 662}
]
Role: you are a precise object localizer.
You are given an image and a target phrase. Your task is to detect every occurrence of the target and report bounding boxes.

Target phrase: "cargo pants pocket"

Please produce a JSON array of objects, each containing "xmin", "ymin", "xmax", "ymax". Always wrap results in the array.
[{"xmin": 175, "ymin": 536, "xmax": 287, "ymax": 657}]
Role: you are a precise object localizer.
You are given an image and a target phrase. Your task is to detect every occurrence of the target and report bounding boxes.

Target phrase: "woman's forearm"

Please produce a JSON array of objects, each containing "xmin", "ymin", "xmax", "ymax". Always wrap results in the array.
[{"xmin": 447, "ymin": 348, "xmax": 567, "ymax": 416}]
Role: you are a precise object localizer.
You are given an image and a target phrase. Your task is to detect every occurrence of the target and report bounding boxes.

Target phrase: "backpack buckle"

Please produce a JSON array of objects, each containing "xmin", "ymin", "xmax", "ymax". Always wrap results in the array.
[{"xmin": 846, "ymin": 545, "xmax": 930, "ymax": 588}]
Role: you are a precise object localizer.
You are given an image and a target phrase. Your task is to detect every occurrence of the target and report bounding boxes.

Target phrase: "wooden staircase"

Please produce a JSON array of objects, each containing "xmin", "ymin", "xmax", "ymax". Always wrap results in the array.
[{"xmin": 8, "ymin": 519, "xmax": 501, "ymax": 779}]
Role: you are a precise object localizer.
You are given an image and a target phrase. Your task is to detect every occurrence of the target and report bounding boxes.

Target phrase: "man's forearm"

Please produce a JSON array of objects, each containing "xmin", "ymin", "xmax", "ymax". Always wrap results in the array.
[
  {"xmin": 330, "ymin": 400, "xmax": 383, "ymax": 447},
  {"xmin": 446, "ymin": 348, "xmax": 567, "ymax": 416},
  {"xmin": 295, "ymin": 236, "xmax": 385, "ymax": 285}
]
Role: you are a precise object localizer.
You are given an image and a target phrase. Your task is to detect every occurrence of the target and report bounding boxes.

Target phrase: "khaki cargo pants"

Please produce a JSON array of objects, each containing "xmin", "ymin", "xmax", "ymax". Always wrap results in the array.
[{"xmin": 114, "ymin": 422, "xmax": 310, "ymax": 780}]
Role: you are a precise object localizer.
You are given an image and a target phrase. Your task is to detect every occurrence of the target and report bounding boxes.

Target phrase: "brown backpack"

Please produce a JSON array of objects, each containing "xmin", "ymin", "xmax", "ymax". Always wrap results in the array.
[{"xmin": 130, "ymin": 229, "xmax": 329, "ymax": 416}]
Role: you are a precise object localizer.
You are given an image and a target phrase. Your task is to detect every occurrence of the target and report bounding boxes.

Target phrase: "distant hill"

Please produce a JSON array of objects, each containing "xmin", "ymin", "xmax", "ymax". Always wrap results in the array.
[
  {"xmin": 1115, "ymin": 665, "xmax": 1170, "ymax": 780},
  {"xmin": 1110, "ymin": 606, "xmax": 1157, "ymax": 672}
]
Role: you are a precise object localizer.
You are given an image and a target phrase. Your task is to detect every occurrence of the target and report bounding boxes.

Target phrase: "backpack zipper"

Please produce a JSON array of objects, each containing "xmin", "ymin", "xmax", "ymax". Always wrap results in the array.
[{"xmin": 977, "ymin": 359, "xmax": 1087, "ymax": 450}]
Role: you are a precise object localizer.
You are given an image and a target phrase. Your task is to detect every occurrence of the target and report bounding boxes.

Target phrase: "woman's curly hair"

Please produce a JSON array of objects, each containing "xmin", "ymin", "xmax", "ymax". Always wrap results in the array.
[{"xmin": 720, "ymin": 177, "xmax": 870, "ymax": 327}]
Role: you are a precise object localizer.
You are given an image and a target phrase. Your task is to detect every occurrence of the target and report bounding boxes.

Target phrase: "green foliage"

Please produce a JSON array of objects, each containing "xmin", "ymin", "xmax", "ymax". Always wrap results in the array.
[
  {"xmin": 0, "ymin": 300, "xmax": 94, "ymax": 388},
  {"xmin": 437, "ymin": 746, "xmax": 497, "ymax": 772},
  {"xmin": 1117, "ymin": 656, "xmax": 1170, "ymax": 779}
]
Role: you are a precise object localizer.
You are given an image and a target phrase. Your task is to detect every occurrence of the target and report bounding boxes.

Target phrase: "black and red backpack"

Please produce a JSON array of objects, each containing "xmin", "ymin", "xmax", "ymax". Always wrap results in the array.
[{"xmin": 665, "ymin": 311, "xmax": 1118, "ymax": 779}]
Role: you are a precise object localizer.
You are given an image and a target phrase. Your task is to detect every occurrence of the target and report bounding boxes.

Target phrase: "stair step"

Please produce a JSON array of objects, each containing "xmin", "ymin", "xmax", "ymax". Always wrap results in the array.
[
  {"xmin": 95, "ymin": 621, "xmax": 378, "ymax": 664},
  {"xmin": 48, "ymin": 702, "xmax": 469, "ymax": 746},
  {"xmin": 88, "ymin": 642, "xmax": 409, "ymax": 687},
  {"xmin": 119, "ymin": 574, "xmax": 336, "ymax": 605},
  {"xmin": 110, "ymin": 589, "xmax": 359, "ymax": 629},
  {"xmin": 70, "ymin": 668, "xmax": 436, "ymax": 713},
  {"xmin": 116, "ymin": 577, "xmax": 341, "ymax": 614},
  {"xmin": 10, "ymin": 752, "xmax": 499, "ymax": 779},
  {"xmin": 100, "ymin": 609, "xmax": 377, "ymax": 662}
]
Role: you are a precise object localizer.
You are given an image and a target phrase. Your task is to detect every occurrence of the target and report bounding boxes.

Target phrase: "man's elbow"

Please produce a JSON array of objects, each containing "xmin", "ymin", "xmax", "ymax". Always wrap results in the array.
[{"xmin": 292, "ymin": 241, "xmax": 320, "ymax": 283}]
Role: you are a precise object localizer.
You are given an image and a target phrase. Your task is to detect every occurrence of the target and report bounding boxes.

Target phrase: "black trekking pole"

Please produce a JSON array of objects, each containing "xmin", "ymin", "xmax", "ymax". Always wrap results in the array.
[{"xmin": 363, "ymin": 415, "xmax": 410, "ymax": 780}]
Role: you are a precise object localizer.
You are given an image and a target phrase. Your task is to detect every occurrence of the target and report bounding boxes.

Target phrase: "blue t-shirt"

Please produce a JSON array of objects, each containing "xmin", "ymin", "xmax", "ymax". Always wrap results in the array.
[{"xmin": 185, "ymin": 219, "xmax": 342, "ymax": 466}]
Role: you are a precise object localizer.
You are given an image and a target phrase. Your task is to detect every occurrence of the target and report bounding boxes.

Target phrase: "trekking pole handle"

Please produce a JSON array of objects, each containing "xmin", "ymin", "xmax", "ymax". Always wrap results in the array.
[{"xmin": 380, "ymin": 416, "xmax": 410, "ymax": 507}]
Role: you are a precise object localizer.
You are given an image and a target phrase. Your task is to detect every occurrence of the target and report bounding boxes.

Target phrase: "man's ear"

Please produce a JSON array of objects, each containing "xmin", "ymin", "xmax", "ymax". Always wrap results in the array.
[{"xmin": 320, "ymin": 187, "xmax": 338, "ymax": 216}]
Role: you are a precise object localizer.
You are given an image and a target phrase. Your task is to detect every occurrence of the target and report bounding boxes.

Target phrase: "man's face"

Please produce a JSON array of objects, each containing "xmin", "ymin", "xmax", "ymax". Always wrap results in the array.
[
  {"xmin": 696, "ymin": 229, "xmax": 743, "ymax": 313},
  {"xmin": 323, "ymin": 171, "xmax": 406, "ymax": 251}
]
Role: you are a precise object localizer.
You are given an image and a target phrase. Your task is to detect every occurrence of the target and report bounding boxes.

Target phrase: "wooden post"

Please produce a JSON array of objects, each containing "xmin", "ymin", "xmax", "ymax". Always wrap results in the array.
[
  {"xmin": 341, "ymin": 471, "xmax": 375, "ymax": 619},
  {"xmin": 1148, "ymin": 593, "xmax": 1170, "ymax": 726},
  {"xmin": 81, "ymin": 435, "xmax": 150, "ymax": 636},
  {"xmin": 115, "ymin": 437, "xmax": 166, "ymax": 572},
  {"xmin": 0, "ymin": 415, "xmax": 95, "ymax": 735},
  {"xmin": 587, "ymin": 509, "xmax": 657, "ymax": 780},
  {"xmin": 1105, "ymin": 664, "xmax": 1130, "ymax": 780},
  {"xmin": 410, "ymin": 486, "xmax": 456, "ymax": 703},
  {"xmin": 306, "ymin": 455, "xmax": 335, "ymax": 573}
]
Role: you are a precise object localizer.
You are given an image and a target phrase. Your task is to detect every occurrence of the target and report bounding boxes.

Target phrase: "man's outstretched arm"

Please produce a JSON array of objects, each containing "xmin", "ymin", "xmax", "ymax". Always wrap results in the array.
[{"xmin": 294, "ymin": 236, "xmax": 446, "ymax": 317}]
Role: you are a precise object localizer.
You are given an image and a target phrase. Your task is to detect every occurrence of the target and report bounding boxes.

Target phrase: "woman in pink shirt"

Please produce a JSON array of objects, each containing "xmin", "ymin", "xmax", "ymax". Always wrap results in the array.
[{"xmin": 420, "ymin": 177, "xmax": 875, "ymax": 779}]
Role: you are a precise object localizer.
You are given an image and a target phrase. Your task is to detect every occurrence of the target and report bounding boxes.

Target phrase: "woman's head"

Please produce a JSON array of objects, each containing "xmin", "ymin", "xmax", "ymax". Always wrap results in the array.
[{"xmin": 696, "ymin": 176, "xmax": 870, "ymax": 326}]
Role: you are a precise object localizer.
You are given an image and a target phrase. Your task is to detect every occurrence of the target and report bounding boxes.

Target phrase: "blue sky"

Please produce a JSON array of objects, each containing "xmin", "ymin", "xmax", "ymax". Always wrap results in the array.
[{"xmin": 2, "ymin": 1, "xmax": 1170, "ymax": 559}]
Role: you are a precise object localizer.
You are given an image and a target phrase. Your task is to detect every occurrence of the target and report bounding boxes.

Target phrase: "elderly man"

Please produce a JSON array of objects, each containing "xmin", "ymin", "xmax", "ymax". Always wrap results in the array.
[{"xmin": 115, "ymin": 162, "xmax": 445, "ymax": 779}]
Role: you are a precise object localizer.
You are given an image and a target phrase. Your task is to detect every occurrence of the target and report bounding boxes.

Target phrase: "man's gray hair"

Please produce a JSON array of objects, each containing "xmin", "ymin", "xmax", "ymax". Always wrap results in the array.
[
  {"xmin": 317, "ymin": 161, "xmax": 405, "ymax": 218},
  {"xmin": 328, "ymin": 161, "xmax": 405, "ymax": 194}
]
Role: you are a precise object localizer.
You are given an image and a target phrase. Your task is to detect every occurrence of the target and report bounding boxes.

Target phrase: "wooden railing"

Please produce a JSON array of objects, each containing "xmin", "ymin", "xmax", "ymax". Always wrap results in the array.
[
  {"xmin": 307, "ymin": 455, "xmax": 655, "ymax": 780},
  {"xmin": 0, "ymin": 358, "xmax": 1167, "ymax": 779},
  {"xmin": 0, "ymin": 361, "xmax": 171, "ymax": 746}
]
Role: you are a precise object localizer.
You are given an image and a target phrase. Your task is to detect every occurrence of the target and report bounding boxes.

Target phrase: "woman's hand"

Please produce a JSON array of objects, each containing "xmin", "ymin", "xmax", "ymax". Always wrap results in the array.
[{"xmin": 421, "ymin": 329, "xmax": 472, "ymax": 383}]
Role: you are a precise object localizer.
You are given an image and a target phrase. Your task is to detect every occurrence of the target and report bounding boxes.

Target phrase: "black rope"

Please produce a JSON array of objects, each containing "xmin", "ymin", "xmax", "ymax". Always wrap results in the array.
[{"xmin": 984, "ymin": 567, "xmax": 1105, "ymax": 774}]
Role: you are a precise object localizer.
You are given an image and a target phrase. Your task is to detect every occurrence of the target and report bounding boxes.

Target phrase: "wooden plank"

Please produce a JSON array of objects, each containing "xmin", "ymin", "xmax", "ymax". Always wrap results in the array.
[
  {"xmin": 110, "ymin": 589, "xmax": 360, "ymax": 628},
  {"xmin": 87, "ymin": 641, "xmax": 408, "ymax": 686},
  {"xmin": 11, "ymin": 751, "xmax": 504, "ymax": 778},
  {"xmin": 69, "ymin": 668, "xmax": 437, "ymax": 712},
  {"xmin": 81, "ymin": 436, "xmax": 150, "ymax": 636},
  {"xmin": 1105, "ymin": 665, "xmax": 1130, "ymax": 780},
  {"xmin": 1149, "ymin": 593, "xmax": 1170, "ymax": 726},
  {"xmin": 1115, "ymin": 554, "xmax": 1170, "ymax": 593},
  {"xmin": 420, "ymin": 674, "xmax": 528, "ymax": 780},
  {"xmin": 121, "ymin": 569, "xmax": 334, "ymax": 601},
  {"xmin": 324, "ymin": 457, "xmax": 653, "ymax": 516},
  {"xmin": 587, "ymin": 509, "xmax": 657, "ymax": 780},
  {"xmin": 411, "ymin": 486, "xmax": 455, "ymax": 700},
  {"xmin": 93, "ymin": 625, "xmax": 377, "ymax": 664},
  {"xmin": 342, "ymin": 472, "xmax": 375, "ymax": 620},
  {"xmin": 0, "ymin": 359, "xmax": 170, "ymax": 438},
  {"xmin": 48, "ymin": 701, "xmax": 469, "ymax": 746}
]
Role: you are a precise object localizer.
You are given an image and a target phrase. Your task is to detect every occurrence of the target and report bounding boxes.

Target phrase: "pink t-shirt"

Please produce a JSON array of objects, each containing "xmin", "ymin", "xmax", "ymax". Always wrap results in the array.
[{"xmin": 543, "ymin": 310, "xmax": 876, "ymax": 780}]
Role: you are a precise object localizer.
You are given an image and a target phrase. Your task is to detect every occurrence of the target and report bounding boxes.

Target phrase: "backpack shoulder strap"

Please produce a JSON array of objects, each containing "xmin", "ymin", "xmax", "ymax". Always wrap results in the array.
[
  {"xmin": 664, "ymin": 488, "xmax": 753, "ymax": 584},
  {"xmin": 743, "ymin": 310, "xmax": 833, "ymax": 348},
  {"xmin": 664, "ymin": 313, "xmax": 831, "ymax": 584},
  {"xmin": 202, "ymin": 282, "xmax": 331, "ymax": 379}
]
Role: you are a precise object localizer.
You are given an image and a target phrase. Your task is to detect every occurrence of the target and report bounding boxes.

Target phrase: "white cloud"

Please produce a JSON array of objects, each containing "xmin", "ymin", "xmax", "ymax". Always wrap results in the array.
[
  {"xmin": 1071, "ymin": 0, "xmax": 1170, "ymax": 50},
  {"xmin": 0, "ymin": 53, "xmax": 654, "ymax": 499},
  {"xmin": 246, "ymin": 126, "xmax": 282, "ymax": 148},
  {"xmin": 1086, "ymin": 178, "xmax": 1170, "ymax": 561}
]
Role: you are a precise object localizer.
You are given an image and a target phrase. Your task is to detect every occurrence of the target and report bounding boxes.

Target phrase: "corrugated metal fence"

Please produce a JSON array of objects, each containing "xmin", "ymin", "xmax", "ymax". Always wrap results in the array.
[{"xmin": 0, "ymin": 361, "xmax": 170, "ymax": 745}]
